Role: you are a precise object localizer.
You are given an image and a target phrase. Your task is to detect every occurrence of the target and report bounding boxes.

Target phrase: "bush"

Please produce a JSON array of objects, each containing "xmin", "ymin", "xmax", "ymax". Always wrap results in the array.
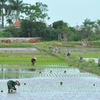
[{"xmin": 0, "ymin": 31, "xmax": 12, "ymax": 37}]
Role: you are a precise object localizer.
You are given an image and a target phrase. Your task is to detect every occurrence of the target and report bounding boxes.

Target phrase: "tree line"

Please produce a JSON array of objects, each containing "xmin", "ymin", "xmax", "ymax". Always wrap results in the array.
[
  {"xmin": 0, "ymin": 0, "xmax": 49, "ymax": 28},
  {"xmin": 0, "ymin": 0, "xmax": 100, "ymax": 41}
]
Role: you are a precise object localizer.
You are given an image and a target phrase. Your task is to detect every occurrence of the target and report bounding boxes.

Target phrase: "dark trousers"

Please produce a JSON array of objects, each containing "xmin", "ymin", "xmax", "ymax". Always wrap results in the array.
[{"xmin": 7, "ymin": 82, "xmax": 16, "ymax": 93}]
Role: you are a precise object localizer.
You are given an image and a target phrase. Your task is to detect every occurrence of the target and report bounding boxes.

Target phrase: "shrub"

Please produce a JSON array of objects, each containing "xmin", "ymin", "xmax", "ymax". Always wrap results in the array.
[{"xmin": 0, "ymin": 31, "xmax": 12, "ymax": 37}]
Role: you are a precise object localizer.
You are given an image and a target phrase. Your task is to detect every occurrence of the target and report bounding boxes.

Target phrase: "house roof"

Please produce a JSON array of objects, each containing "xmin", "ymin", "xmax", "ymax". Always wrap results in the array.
[{"xmin": 13, "ymin": 21, "xmax": 21, "ymax": 27}]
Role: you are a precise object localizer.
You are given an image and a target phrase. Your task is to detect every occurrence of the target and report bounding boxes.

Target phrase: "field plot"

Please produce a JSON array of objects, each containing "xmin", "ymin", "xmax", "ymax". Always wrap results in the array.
[
  {"xmin": 0, "ymin": 48, "xmax": 100, "ymax": 100},
  {"xmin": 0, "ymin": 68, "xmax": 100, "ymax": 100},
  {"xmin": 0, "ymin": 48, "xmax": 67, "ymax": 68}
]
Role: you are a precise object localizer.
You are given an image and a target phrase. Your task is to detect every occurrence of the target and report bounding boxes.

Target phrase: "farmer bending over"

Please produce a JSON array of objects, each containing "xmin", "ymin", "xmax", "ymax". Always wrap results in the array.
[
  {"xmin": 31, "ymin": 57, "xmax": 36, "ymax": 66},
  {"xmin": 67, "ymin": 51, "xmax": 71, "ymax": 59},
  {"xmin": 7, "ymin": 80, "xmax": 20, "ymax": 93},
  {"xmin": 79, "ymin": 55, "xmax": 83, "ymax": 62}
]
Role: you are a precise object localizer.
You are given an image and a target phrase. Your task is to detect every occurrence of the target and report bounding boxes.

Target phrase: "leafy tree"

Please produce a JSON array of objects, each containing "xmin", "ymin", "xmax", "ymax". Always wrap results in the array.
[
  {"xmin": 21, "ymin": 2, "xmax": 49, "ymax": 21},
  {"xmin": 52, "ymin": 20, "xmax": 68, "ymax": 29},
  {"xmin": 0, "ymin": 0, "xmax": 7, "ymax": 28},
  {"xmin": 4, "ymin": 26, "xmax": 16, "ymax": 36},
  {"xmin": 0, "ymin": 31, "xmax": 12, "ymax": 37},
  {"xmin": 52, "ymin": 20, "xmax": 73, "ymax": 41},
  {"xmin": 71, "ymin": 33, "xmax": 81, "ymax": 41},
  {"xmin": 42, "ymin": 28, "xmax": 58, "ymax": 41},
  {"xmin": 20, "ymin": 20, "xmax": 47, "ymax": 37},
  {"xmin": 81, "ymin": 18, "xmax": 95, "ymax": 39},
  {"xmin": 35, "ymin": 2, "xmax": 50, "ymax": 20},
  {"xmin": 19, "ymin": 20, "xmax": 32, "ymax": 37},
  {"xmin": 31, "ymin": 21, "xmax": 47, "ymax": 37},
  {"xmin": 95, "ymin": 19, "xmax": 100, "ymax": 34},
  {"xmin": 7, "ymin": 0, "xmax": 25, "ymax": 21}
]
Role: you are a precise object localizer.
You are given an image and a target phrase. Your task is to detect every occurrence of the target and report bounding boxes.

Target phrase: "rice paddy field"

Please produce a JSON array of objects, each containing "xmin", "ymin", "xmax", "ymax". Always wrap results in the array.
[
  {"xmin": 0, "ymin": 48, "xmax": 67, "ymax": 69},
  {"xmin": 0, "ymin": 42, "xmax": 100, "ymax": 100}
]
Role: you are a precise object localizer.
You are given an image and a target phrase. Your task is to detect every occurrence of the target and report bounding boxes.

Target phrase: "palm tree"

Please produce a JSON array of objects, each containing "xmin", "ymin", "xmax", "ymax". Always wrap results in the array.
[
  {"xmin": 0, "ymin": 0, "xmax": 7, "ymax": 28},
  {"xmin": 8, "ymin": 0, "xmax": 24, "ymax": 21}
]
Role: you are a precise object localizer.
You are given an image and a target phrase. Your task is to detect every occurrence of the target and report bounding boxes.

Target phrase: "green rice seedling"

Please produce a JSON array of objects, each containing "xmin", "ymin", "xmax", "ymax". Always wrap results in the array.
[
  {"xmin": 0, "ymin": 41, "xmax": 100, "ymax": 77},
  {"xmin": 60, "ymin": 82, "xmax": 63, "ymax": 85}
]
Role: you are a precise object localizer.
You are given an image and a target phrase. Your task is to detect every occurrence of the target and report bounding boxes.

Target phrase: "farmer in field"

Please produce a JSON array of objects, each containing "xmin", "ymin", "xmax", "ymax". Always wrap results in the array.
[
  {"xmin": 79, "ymin": 55, "xmax": 83, "ymax": 62},
  {"xmin": 31, "ymin": 57, "xmax": 36, "ymax": 66},
  {"xmin": 67, "ymin": 51, "xmax": 71, "ymax": 59},
  {"xmin": 52, "ymin": 47, "xmax": 58, "ymax": 55},
  {"xmin": 7, "ymin": 80, "xmax": 20, "ymax": 93},
  {"xmin": 98, "ymin": 58, "xmax": 100, "ymax": 67}
]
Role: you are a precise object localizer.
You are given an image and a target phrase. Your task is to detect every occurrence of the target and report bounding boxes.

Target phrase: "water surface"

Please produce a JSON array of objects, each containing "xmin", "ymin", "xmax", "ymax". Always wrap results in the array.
[{"xmin": 0, "ymin": 68, "xmax": 100, "ymax": 100}]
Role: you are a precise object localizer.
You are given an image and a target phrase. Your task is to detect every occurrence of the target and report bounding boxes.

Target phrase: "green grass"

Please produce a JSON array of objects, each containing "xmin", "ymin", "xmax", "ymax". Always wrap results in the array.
[
  {"xmin": 0, "ymin": 51, "xmax": 67, "ymax": 68},
  {"xmin": 0, "ymin": 41, "xmax": 100, "ymax": 76},
  {"xmin": 0, "ymin": 43, "xmax": 33, "ymax": 48},
  {"xmin": 32, "ymin": 41, "xmax": 100, "ymax": 76},
  {"xmin": 72, "ymin": 54, "xmax": 100, "ymax": 58}
]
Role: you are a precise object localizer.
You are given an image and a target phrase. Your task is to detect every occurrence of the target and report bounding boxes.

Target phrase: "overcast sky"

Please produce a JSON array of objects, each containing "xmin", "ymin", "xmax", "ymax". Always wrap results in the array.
[{"xmin": 23, "ymin": 0, "xmax": 100, "ymax": 27}]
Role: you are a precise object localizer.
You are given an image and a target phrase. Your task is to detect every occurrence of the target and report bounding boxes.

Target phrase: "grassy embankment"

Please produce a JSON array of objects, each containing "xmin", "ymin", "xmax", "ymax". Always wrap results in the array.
[
  {"xmin": 0, "ymin": 41, "xmax": 100, "ymax": 76},
  {"xmin": 0, "ymin": 42, "xmax": 67, "ymax": 68},
  {"xmin": 33, "ymin": 41, "xmax": 100, "ymax": 76}
]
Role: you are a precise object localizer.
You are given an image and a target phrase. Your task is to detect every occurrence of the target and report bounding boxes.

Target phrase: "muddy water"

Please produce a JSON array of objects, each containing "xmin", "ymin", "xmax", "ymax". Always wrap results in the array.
[
  {"xmin": 0, "ymin": 48, "xmax": 38, "ymax": 52},
  {"xmin": 83, "ymin": 58, "xmax": 99, "ymax": 63},
  {"xmin": 0, "ymin": 68, "xmax": 100, "ymax": 100}
]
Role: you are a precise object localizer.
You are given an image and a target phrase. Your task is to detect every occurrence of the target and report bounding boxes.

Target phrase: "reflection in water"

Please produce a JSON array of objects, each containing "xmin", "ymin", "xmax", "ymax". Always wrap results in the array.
[
  {"xmin": 0, "ymin": 68, "xmax": 97, "ymax": 79},
  {"xmin": 83, "ymin": 58, "xmax": 98, "ymax": 63},
  {"xmin": 0, "ymin": 68, "xmax": 100, "ymax": 100},
  {"xmin": 0, "ymin": 68, "xmax": 37, "ymax": 79},
  {"xmin": 22, "ymin": 68, "xmax": 36, "ymax": 71}
]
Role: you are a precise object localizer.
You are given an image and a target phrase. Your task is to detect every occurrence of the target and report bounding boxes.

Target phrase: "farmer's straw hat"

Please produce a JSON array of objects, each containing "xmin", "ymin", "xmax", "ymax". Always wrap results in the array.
[
  {"xmin": 34, "ymin": 57, "xmax": 36, "ymax": 59},
  {"xmin": 16, "ymin": 80, "xmax": 20, "ymax": 86}
]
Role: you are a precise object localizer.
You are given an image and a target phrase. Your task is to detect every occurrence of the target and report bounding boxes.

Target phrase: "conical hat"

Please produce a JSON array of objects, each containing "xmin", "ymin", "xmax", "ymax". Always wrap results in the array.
[{"xmin": 16, "ymin": 80, "xmax": 20, "ymax": 86}]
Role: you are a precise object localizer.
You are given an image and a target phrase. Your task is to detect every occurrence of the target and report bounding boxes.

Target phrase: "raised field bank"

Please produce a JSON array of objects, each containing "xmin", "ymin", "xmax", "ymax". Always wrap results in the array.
[
  {"xmin": 0, "ymin": 41, "xmax": 100, "ymax": 75},
  {"xmin": 0, "ymin": 41, "xmax": 100, "ymax": 100}
]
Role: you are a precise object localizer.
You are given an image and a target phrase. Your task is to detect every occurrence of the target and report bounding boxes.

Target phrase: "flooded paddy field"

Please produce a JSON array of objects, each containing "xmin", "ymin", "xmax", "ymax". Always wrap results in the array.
[
  {"xmin": 0, "ymin": 47, "xmax": 100, "ymax": 100},
  {"xmin": 0, "ymin": 68, "xmax": 100, "ymax": 100},
  {"xmin": 61, "ymin": 46, "xmax": 100, "ymax": 54},
  {"xmin": 0, "ymin": 48, "xmax": 38, "ymax": 52}
]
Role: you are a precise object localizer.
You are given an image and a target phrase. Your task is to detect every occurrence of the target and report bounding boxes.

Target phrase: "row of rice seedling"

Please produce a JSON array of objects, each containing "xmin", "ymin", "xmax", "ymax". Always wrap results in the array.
[{"xmin": 0, "ymin": 50, "xmax": 67, "ymax": 68}]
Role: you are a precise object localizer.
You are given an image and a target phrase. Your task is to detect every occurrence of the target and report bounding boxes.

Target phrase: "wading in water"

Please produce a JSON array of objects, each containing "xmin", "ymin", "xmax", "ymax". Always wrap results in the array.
[
  {"xmin": 7, "ymin": 80, "xmax": 20, "ymax": 93},
  {"xmin": 66, "ymin": 51, "xmax": 71, "ymax": 60},
  {"xmin": 31, "ymin": 57, "xmax": 36, "ymax": 66},
  {"xmin": 52, "ymin": 47, "xmax": 58, "ymax": 55},
  {"xmin": 79, "ymin": 55, "xmax": 83, "ymax": 62},
  {"xmin": 98, "ymin": 58, "xmax": 100, "ymax": 67}
]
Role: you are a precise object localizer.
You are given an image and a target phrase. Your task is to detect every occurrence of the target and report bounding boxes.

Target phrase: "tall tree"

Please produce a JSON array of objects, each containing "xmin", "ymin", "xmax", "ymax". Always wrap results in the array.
[
  {"xmin": 21, "ymin": 2, "xmax": 50, "ymax": 22},
  {"xmin": 82, "ymin": 18, "xmax": 95, "ymax": 38},
  {"xmin": 52, "ymin": 20, "xmax": 68, "ymax": 29},
  {"xmin": 8, "ymin": 0, "xmax": 24, "ymax": 21},
  {"xmin": 0, "ymin": 0, "xmax": 7, "ymax": 28},
  {"xmin": 94, "ymin": 19, "xmax": 100, "ymax": 35},
  {"xmin": 52, "ymin": 20, "xmax": 71, "ymax": 41}
]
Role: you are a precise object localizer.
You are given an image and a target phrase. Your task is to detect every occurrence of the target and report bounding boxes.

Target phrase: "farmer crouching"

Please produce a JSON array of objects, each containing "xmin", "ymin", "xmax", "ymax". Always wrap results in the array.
[
  {"xmin": 7, "ymin": 80, "xmax": 20, "ymax": 93},
  {"xmin": 31, "ymin": 57, "xmax": 36, "ymax": 66}
]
